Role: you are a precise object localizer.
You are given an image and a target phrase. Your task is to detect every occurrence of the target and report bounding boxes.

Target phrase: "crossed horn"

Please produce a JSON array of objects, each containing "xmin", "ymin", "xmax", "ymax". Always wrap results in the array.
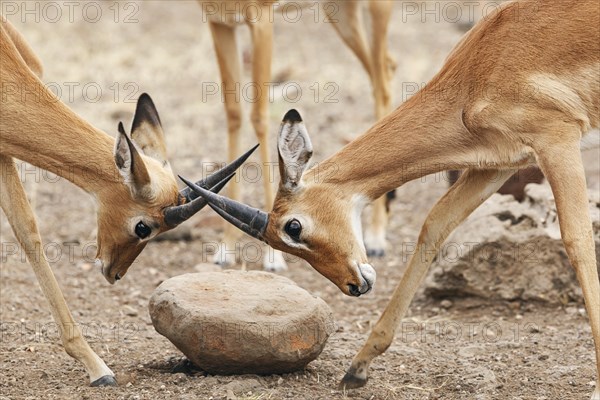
[
  {"xmin": 178, "ymin": 174, "xmax": 269, "ymax": 241},
  {"xmin": 162, "ymin": 144, "xmax": 259, "ymax": 227}
]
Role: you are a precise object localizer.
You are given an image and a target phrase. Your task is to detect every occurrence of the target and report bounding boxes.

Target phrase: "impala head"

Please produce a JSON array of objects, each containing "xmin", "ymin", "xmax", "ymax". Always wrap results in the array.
[
  {"xmin": 95, "ymin": 93, "xmax": 256, "ymax": 284},
  {"xmin": 181, "ymin": 110, "xmax": 375, "ymax": 297}
]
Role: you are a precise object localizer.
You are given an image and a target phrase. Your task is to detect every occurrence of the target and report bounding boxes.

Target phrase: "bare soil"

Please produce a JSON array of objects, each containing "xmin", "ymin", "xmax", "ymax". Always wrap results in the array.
[{"xmin": 2, "ymin": 2, "xmax": 599, "ymax": 399}]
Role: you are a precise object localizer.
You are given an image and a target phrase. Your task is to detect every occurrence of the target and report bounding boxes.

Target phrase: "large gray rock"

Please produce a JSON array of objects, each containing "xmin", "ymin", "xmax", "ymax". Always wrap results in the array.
[
  {"xmin": 149, "ymin": 271, "xmax": 335, "ymax": 375},
  {"xmin": 425, "ymin": 183, "xmax": 600, "ymax": 304}
]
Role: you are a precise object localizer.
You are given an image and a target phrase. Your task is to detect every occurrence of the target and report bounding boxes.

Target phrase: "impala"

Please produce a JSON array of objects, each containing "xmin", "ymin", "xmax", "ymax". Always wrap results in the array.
[
  {"xmin": 0, "ymin": 18, "xmax": 254, "ymax": 386},
  {"xmin": 198, "ymin": 0, "xmax": 396, "ymax": 270},
  {"xmin": 184, "ymin": 0, "xmax": 600, "ymax": 397}
]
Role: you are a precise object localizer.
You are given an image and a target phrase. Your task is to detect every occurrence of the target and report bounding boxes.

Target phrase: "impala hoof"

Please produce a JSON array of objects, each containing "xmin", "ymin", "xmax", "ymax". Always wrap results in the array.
[
  {"xmin": 262, "ymin": 250, "xmax": 288, "ymax": 272},
  {"xmin": 364, "ymin": 230, "xmax": 387, "ymax": 258},
  {"xmin": 366, "ymin": 247, "xmax": 385, "ymax": 258},
  {"xmin": 339, "ymin": 370, "xmax": 368, "ymax": 390},
  {"xmin": 91, "ymin": 375, "xmax": 117, "ymax": 387}
]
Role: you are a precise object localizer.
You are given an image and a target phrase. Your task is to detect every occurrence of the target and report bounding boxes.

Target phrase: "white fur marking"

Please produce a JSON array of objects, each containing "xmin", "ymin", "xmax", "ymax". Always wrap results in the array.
[
  {"xmin": 351, "ymin": 195, "xmax": 368, "ymax": 252},
  {"xmin": 581, "ymin": 129, "xmax": 600, "ymax": 151}
]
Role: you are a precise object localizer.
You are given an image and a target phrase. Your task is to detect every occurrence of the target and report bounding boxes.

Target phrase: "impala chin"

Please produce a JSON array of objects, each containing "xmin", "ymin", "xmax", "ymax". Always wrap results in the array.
[
  {"xmin": 96, "ymin": 259, "xmax": 126, "ymax": 285},
  {"xmin": 358, "ymin": 263, "xmax": 376, "ymax": 292},
  {"xmin": 96, "ymin": 259, "xmax": 115, "ymax": 284}
]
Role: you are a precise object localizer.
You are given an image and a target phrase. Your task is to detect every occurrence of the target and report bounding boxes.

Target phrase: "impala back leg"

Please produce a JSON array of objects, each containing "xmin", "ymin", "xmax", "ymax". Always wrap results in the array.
[
  {"xmin": 326, "ymin": 0, "xmax": 395, "ymax": 257},
  {"xmin": 208, "ymin": 21, "xmax": 244, "ymax": 267},
  {"xmin": 248, "ymin": 13, "xmax": 287, "ymax": 272},
  {"xmin": 0, "ymin": 155, "xmax": 116, "ymax": 386},
  {"xmin": 534, "ymin": 137, "xmax": 600, "ymax": 399},
  {"xmin": 341, "ymin": 168, "xmax": 516, "ymax": 388}
]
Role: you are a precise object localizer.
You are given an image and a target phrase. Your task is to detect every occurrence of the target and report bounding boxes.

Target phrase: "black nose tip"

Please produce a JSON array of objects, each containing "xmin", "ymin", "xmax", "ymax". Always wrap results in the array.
[
  {"xmin": 348, "ymin": 284, "xmax": 361, "ymax": 297},
  {"xmin": 114, "ymin": 273, "xmax": 121, "ymax": 281}
]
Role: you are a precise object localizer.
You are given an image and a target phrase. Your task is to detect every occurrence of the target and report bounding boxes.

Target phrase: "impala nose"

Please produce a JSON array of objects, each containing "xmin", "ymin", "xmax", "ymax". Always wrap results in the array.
[{"xmin": 348, "ymin": 284, "xmax": 362, "ymax": 297}]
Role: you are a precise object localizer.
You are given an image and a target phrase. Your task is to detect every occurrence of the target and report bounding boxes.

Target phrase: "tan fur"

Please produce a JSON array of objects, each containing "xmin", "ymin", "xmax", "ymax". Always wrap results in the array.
[
  {"xmin": 1, "ymin": 18, "xmax": 43, "ymax": 78},
  {"xmin": 198, "ymin": 0, "xmax": 396, "ymax": 266},
  {"xmin": 257, "ymin": 1, "xmax": 599, "ymax": 397},
  {"xmin": 0, "ymin": 19, "xmax": 184, "ymax": 384}
]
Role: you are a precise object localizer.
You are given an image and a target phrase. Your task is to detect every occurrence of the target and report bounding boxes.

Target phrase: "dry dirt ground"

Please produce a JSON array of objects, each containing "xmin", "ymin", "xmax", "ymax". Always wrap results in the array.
[{"xmin": 1, "ymin": 1, "xmax": 600, "ymax": 399}]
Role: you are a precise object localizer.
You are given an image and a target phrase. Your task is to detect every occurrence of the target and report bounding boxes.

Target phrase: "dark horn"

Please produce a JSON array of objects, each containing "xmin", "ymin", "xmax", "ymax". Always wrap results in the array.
[
  {"xmin": 178, "ymin": 175, "xmax": 269, "ymax": 241},
  {"xmin": 163, "ymin": 174, "xmax": 234, "ymax": 227},
  {"xmin": 180, "ymin": 144, "xmax": 259, "ymax": 202}
]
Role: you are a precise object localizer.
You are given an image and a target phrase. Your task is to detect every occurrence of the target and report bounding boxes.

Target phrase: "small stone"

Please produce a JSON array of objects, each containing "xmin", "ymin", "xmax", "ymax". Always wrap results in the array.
[
  {"xmin": 565, "ymin": 306, "xmax": 578, "ymax": 315},
  {"xmin": 170, "ymin": 372, "xmax": 188, "ymax": 383},
  {"xmin": 123, "ymin": 305, "xmax": 138, "ymax": 317},
  {"xmin": 222, "ymin": 379, "xmax": 261, "ymax": 395},
  {"xmin": 79, "ymin": 262, "xmax": 93, "ymax": 272},
  {"xmin": 440, "ymin": 299, "xmax": 453, "ymax": 309},
  {"xmin": 149, "ymin": 271, "xmax": 335, "ymax": 375}
]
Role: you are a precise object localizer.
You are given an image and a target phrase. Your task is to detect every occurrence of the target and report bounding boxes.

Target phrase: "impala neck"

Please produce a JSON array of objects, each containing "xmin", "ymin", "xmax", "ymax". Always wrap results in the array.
[
  {"xmin": 1, "ymin": 22, "xmax": 125, "ymax": 198},
  {"xmin": 311, "ymin": 79, "xmax": 470, "ymax": 201},
  {"xmin": 5, "ymin": 91, "xmax": 123, "ymax": 196}
]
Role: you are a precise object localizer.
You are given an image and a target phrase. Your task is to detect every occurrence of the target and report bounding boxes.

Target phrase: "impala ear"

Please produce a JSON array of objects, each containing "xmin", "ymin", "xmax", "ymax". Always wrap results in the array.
[
  {"xmin": 277, "ymin": 109, "xmax": 313, "ymax": 192},
  {"xmin": 115, "ymin": 122, "xmax": 152, "ymax": 199},
  {"xmin": 130, "ymin": 93, "xmax": 169, "ymax": 167}
]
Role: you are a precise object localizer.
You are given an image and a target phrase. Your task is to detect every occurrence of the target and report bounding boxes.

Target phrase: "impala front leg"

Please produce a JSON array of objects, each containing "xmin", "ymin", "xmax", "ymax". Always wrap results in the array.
[
  {"xmin": 341, "ymin": 168, "xmax": 515, "ymax": 389},
  {"xmin": 0, "ymin": 156, "xmax": 115, "ymax": 386}
]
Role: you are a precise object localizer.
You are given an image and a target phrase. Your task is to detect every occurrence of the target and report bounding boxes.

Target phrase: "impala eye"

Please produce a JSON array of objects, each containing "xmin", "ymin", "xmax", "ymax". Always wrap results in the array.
[
  {"xmin": 284, "ymin": 219, "xmax": 302, "ymax": 240},
  {"xmin": 134, "ymin": 221, "xmax": 152, "ymax": 239}
]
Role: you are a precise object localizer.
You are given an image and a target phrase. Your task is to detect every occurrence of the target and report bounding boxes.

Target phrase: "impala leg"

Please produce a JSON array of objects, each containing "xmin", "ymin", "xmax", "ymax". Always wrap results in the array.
[
  {"xmin": 208, "ymin": 21, "xmax": 244, "ymax": 266},
  {"xmin": 368, "ymin": 0, "xmax": 394, "ymax": 120},
  {"xmin": 534, "ymin": 141, "xmax": 600, "ymax": 400},
  {"xmin": 364, "ymin": 0, "xmax": 395, "ymax": 258},
  {"xmin": 0, "ymin": 156, "xmax": 115, "ymax": 386},
  {"xmin": 326, "ymin": 1, "xmax": 372, "ymax": 77},
  {"xmin": 327, "ymin": 1, "xmax": 391, "ymax": 257},
  {"xmin": 247, "ymin": 15, "xmax": 273, "ymax": 211},
  {"xmin": 341, "ymin": 168, "xmax": 515, "ymax": 389},
  {"xmin": 247, "ymin": 15, "xmax": 286, "ymax": 272}
]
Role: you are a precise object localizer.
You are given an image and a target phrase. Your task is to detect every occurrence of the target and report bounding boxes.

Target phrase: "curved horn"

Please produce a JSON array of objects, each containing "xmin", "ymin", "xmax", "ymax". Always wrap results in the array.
[
  {"xmin": 163, "ymin": 174, "xmax": 234, "ymax": 227},
  {"xmin": 179, "ymin": 175, "xmax": 269, "ymax": 241},
  {"xmin": 180, "ymin": 144, "xmax": 259, "ymax": 202}
]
